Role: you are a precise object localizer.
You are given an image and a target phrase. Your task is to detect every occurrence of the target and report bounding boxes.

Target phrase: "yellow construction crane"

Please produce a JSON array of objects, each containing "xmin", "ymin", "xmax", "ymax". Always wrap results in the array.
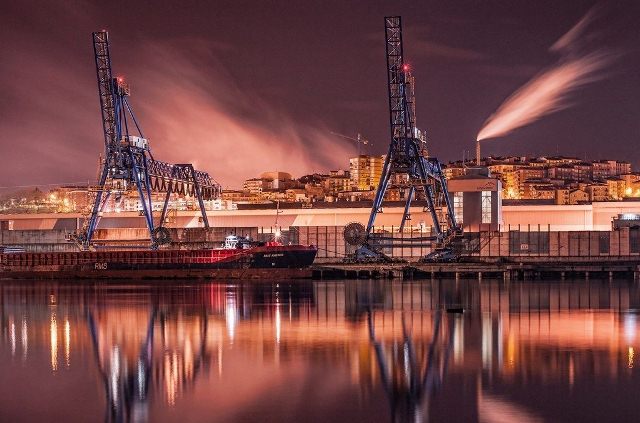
[{"xmin": 330, "ymin": 132, "xmax": 372, "ymax": 156}]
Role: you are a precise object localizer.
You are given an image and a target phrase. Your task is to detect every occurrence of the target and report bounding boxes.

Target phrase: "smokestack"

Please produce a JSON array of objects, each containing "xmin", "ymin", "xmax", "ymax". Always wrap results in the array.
[{"xmin": 476, "ymin": 139, "xmax": 481, "ymax": 166}]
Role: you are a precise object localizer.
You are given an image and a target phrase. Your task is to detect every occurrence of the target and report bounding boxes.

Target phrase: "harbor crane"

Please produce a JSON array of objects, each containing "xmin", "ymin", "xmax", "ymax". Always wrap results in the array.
[
  {"xmin": 345, "ymin": 16, "xmax": 460, "ymax": 262},
  {"xmin": 79, "ymin": 31, "xmax": 220, "ymax": 250}
]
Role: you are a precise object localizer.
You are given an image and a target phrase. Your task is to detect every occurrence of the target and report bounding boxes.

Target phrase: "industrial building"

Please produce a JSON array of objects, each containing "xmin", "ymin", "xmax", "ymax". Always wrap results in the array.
[{"xmin": 448, "ymin": 167, "xmax": 502, "ymax": 232}]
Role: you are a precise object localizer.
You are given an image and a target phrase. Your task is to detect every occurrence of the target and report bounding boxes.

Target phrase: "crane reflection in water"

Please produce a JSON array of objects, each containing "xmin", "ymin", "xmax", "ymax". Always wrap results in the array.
[
  {"xmin": 367, "ymin": 309, "xmax": 456, "ymax": 422},
  {"xmin": 1, "ymin": 280, "xmax": 640, "ymax": 422},
  {"xmin": 82, "ymin": 282, "xmax": 315, "ymax": 422},
  {"xmin": 87, "ymin": 304, "xmax": 210, "ymax": 422}
]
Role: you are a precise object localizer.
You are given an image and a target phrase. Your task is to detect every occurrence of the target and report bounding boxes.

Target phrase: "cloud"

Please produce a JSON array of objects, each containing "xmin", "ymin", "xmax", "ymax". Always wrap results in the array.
[
  {"xmin": 0, "ymin": 37, "xmax": 99, "ymax": 188},
  {"xmin": 477, "ymin": 8, "xmax": 613, "ymax": 142},
  {"xmin": 131, "ymin": 41, "xmax": 353, "ymax": 187},
  {"xmin": 0, "ymin": 23, "xmax": 353, "ymax": 189}
]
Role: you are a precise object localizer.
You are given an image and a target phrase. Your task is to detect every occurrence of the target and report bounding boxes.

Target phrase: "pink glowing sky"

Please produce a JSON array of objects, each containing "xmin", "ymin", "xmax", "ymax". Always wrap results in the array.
[{"xmin": 0, "ymin": 0, "xmax": 638, "ymax": 189}]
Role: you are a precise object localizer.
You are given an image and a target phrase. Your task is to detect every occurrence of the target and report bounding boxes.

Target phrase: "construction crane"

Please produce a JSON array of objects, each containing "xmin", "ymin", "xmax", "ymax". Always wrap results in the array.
[
  {"xmin": 79, "ymin": 31, "xmax": 219, "ymax": 250},
  {"xmin": 329, "ymin": 131, "xmax": 372, "ymax": 156},
  {"xmin": 346, "ymin": 16, "xmax": 459, "ymax": 262}
]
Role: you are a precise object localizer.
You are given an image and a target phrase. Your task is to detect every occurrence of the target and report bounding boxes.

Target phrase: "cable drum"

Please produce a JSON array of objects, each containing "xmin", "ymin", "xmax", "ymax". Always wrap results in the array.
[
  {"xmin": 343, "ymin": 222, "xmax": 367, "ymax": 246},
  {"xmin": 152, "ymin": 227, "xmax": 172, "ymax": 245}
]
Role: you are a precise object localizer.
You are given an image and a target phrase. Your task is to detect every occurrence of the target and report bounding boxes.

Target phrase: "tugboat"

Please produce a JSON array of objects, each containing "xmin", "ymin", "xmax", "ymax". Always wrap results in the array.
[{"xmin": 0, "ymin": 235, "xmax": 317, "ymax": 280}]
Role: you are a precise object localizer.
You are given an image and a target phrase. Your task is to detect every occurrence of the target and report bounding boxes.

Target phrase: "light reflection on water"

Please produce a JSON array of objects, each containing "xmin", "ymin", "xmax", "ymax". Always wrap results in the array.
[{"xmin": 0, "ymin": 279, "xmax": 639, "ymax": 422}]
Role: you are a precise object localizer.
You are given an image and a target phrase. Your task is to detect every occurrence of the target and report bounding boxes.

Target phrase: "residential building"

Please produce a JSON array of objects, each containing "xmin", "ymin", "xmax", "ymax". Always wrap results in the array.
[
  {"xmin": 586, "ymin": 183, "xmax": 609, "ymax": 202},
  {"xmin": 349, "ymin": 155, "xmax": 385, "ymax": 191},
  {"xmin": 324, "ymin": 170, "xmax": 351, "ymax": 195},
  {"xmin": 606, "ymin": 177, "xmax": 626, "ymax": 200},
  {"xmin": 243, "ymin": 178, "xmax": 268, "ymax": 194},
  {"xmin": 555, "ymin": 189, "xmax": 570, "ymax": 205},
  {"xmin": 569, "ymin": 189, "xmax": 589, "ymax": 204}
]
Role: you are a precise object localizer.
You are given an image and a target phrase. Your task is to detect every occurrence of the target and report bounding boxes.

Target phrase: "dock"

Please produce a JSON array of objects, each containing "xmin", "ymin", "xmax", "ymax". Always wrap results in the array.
[{"xmin": 312, "ymin": 257, "xmax": 640, "ymax": 280}]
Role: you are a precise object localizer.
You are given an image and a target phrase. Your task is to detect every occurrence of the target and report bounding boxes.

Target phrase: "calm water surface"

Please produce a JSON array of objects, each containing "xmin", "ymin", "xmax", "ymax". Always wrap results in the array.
[{"xmin": 1, "ymin": 279, "xmax": 639, "ymax": 422}]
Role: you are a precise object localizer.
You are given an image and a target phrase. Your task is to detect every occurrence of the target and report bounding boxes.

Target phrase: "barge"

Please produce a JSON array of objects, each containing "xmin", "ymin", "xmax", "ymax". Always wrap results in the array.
[{"xmin": 0, "ymin": 236, "xmax": 318, "ymax": 280}]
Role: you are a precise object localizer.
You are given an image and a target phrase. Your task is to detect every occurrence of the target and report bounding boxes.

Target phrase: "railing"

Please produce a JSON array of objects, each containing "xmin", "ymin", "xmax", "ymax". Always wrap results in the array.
[
  {"xmin": 1, "ymin": 249, "xmax": 247, "ymax": 267},
  {"xmin": 292, "ymin": 225, "xmax": 640, "ymax": 261},
  {"xmin": 464, "ymin": 225, "xmax": 640, "ymax": 259}
]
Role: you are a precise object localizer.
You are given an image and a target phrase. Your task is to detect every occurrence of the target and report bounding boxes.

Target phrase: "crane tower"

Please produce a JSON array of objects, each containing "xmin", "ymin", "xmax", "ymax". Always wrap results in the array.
[
  {"xmin": 347, "ymin": 16, "xmax": 459, "ymax": 261},
  {"xmin": 80, "ymin": 31, "xmax": 219, "ymax": 249}
]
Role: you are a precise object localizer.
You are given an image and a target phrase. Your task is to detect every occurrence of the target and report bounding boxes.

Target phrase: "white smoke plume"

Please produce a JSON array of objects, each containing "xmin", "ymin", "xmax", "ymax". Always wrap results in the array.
[
  {"xmin": 550, "ymin": 6, "xmax": 599, "ymax": 53},
  {"xmin": 477, "ymin": 8, "xmax": 611, "ymax": 142}
]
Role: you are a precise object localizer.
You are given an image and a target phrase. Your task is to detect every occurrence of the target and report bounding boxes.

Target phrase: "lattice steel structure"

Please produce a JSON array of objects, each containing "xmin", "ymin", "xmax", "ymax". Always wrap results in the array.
[
  {"xmin": 80, "ymin": 31, "xmax": 220, "ymax": 249},
  {"xmin": 356, "ymin": 17, "xmax": 459, "ymax": 261},
  {"xmin": 158, "ymin": 163, "xmax": 210, "ymax": 232}
]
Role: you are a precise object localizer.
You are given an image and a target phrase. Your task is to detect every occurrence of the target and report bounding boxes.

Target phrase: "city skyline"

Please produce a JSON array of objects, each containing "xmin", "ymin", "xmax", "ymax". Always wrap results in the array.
[
  {"xmin": 1, "ymin": 153, "xmax": 637, "ymax": 215},
  {"xmin": 1, "ymin": 0, "xmax": 639, "ymax": 189}
]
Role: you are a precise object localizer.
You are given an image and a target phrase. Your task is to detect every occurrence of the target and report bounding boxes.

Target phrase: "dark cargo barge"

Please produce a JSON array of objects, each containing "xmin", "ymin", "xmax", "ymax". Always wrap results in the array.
[{"xmin": 0, "ymin": 238, "xmax": 317, "ymax": 280}]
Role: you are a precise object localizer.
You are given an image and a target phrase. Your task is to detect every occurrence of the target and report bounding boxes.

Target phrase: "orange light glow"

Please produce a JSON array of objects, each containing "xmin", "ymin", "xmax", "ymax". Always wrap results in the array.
[{"xmin": 50, "ymin": 313, "xmax": 58, "ymax": 372}]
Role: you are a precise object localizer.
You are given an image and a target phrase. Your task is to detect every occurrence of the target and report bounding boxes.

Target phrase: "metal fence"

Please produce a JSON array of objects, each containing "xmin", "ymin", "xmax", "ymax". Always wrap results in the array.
[
  {"xmin": 465, "ymin": 225, "xmax": 639, "ymax": 259},
  {"xmin": 294, "ymin": 226, "xmax": 438, "ymax": 261},
  {"xmin": 292, "ymin": 225, "xmax": 640, "ymax": 261},
  {"xmin": 4, "ymin": 226, "xmax": 640, "ymax": 260}
]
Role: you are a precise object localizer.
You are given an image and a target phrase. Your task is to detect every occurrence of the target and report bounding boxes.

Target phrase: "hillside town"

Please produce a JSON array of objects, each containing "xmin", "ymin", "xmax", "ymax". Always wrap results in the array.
[{"xmin": 0, "ymin": 155, "xmax": 637, "ymax": 215}]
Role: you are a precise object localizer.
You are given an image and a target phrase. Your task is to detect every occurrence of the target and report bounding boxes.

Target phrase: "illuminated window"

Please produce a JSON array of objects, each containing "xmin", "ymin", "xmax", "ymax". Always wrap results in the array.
[
  {"xmin": 481, "ymin": 191, "xmax": 492, "ymax": 224},
  {"xmin": 453, "ymin": 192, "xmax": 463, "ymax": 224}
]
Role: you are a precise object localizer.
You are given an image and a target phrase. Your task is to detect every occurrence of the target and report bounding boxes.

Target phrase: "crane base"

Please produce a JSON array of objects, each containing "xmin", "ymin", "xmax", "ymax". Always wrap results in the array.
[{"xmin": 343, "ymin": 244, "xmax": 403, "ymax": 264}]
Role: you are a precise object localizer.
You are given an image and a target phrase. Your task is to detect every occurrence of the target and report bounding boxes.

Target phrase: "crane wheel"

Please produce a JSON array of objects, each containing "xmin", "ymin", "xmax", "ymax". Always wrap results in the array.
[{"xmin": 152, "ymin": 227, "xmax": 172, "ymax": 245}]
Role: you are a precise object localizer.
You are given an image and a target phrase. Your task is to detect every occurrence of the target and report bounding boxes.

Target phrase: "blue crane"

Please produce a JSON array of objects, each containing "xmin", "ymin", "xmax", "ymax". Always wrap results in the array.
[
  {"xmin": 348, "ymin": 16, "xmax": 459, "ymax": 261},
  {"xmin": 80, "ymin": 31, "xmax": 218, "ymax": 249}
]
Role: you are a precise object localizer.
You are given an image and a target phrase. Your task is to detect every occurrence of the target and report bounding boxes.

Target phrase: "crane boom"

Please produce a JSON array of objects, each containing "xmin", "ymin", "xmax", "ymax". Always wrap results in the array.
[
  {"xmin": 385, "ymin": 17, "xmax": 415, "ymax": 144},
  {"xmin": 329, "ymin": 131, "xmax": 369, "ymax": 144},
  {"xmin": 330, "ymin": 131, "xmax": 371, "ymax": 155},
  {"xmin": 93, "ymin": 32, "xmax": 117, "ymax": 149}
]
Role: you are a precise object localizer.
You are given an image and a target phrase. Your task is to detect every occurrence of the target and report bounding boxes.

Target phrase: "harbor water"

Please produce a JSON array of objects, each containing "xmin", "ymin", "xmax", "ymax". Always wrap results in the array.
[{"xmin": 1, "ymin": 279, "xmax": 639, "ymax": 422}]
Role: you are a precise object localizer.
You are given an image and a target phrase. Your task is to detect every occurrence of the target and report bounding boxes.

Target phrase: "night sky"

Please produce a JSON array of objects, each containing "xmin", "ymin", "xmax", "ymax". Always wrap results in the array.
[{"xmin": 1, "ymin": 0, "xmax": 639, "ymax": 188}]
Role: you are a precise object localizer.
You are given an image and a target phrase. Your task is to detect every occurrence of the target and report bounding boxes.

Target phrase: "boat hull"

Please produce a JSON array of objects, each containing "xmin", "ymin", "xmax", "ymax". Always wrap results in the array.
[{"xmin": 0, "ymin": 245, "xmax": 317, "ymax": 280}]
